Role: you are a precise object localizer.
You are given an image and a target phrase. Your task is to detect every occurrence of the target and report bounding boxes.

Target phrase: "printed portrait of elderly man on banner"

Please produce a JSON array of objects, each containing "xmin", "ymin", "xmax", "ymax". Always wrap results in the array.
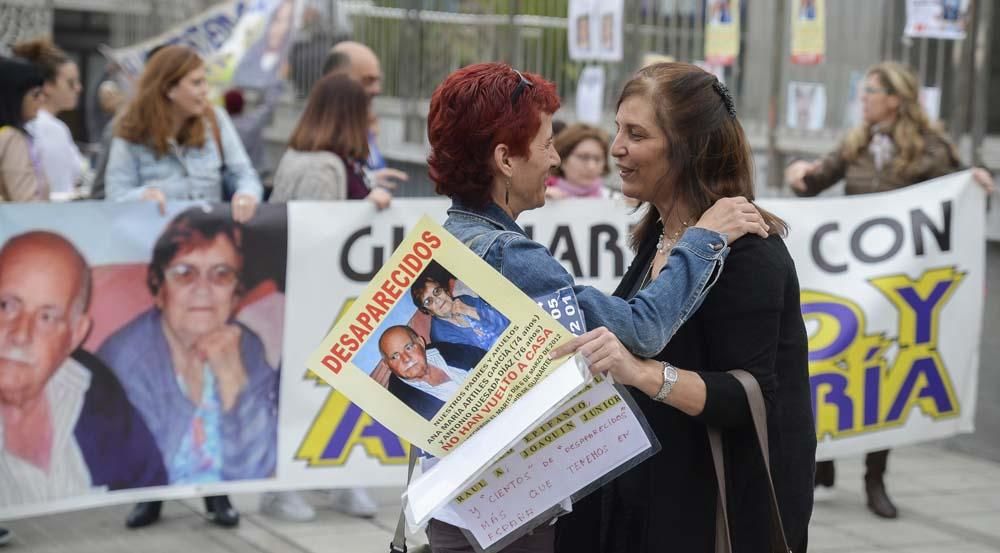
[{"xmin": 0, "ymin": 202, "xmax": 286, "ymax": 518}]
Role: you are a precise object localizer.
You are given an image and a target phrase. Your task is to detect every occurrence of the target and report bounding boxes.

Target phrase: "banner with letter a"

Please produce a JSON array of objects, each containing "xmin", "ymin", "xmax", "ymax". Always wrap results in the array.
[{"xmin": 0, "ymin": 173, "xmax": 984, "ymax": 518}]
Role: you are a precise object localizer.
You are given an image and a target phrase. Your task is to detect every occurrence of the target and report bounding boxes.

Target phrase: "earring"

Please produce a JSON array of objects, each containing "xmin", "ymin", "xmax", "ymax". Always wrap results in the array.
[{"xmin": 505, "ymin": 178, "xmax": 511, "ymax": 205}]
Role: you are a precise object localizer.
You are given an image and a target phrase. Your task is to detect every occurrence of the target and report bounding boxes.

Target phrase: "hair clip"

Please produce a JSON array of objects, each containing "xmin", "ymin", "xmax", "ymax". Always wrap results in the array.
[{"xmin": 712, "ymin": 79, "xmax": 737, "ymax": 118}]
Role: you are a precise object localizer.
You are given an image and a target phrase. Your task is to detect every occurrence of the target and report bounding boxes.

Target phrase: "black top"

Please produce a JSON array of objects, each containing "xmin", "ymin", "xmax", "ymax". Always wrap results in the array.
[{"xmin": 557, "ymin": 232, "xmax": 816, "ymax": 553}]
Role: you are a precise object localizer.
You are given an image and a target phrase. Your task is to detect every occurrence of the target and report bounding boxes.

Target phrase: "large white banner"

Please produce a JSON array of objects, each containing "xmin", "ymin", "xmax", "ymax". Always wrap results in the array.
[{"xmin": 0, "ymin": 172, "xmax": 983, "ymax": 517}]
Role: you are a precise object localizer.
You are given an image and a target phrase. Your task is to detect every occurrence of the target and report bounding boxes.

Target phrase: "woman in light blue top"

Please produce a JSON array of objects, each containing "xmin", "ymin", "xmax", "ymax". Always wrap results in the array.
[{"xmin": 105, "ymin": 45, "xmax": 261, "ymax": 222}]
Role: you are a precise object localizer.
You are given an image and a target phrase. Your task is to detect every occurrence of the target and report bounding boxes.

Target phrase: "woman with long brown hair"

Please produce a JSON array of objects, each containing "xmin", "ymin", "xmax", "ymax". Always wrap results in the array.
[
  {"xmin": 786, "ymin": 61, "xmax": 993, "ymax": 519},
  {"xmin": 105, "ymin": 45, "xmax": 261, "ymax": 222},
  {"xmin": 261, "ymin": 73, "xmax": 385, "ymax": 523},
  {"xmin": 269, "ymin": 73, "xmax": 392, "ymax": 208},
  {"xmin": 12, "ymin": 38, "xmax": 84, "ymax": 199},
  {"xmin": 552, "ymin": 62, "xmax": 815, "ymax": 552}
]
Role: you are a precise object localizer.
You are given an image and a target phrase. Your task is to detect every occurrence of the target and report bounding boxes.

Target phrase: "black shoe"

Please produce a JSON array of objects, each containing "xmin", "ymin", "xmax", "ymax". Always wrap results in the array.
[
  {"xmin": 815, "ymin": 460, "xmax": 835, "ymax": 488},
  {"xmin": 865, "ymin": 477, "xmax": 898, "ymax": 519},
  {"xmin": 204, "ymin": 495, "xmax": 240, "ymax": 527},
  {"xmin": 126, "ymin": 501, "xmax": 163, "ymax": 528},
  {"xmin": 0, "ymin": 527, "xmax": 11, "ymax": 546}
]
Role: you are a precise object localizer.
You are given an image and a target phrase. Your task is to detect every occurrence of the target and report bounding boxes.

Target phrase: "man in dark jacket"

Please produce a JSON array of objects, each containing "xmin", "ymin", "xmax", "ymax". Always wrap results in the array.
[
  {"xmin": 0, "ymin": 231, "xmax": 165, "ymax": 507},
  {"xmin": 379, "ymin": 325, "xmax": 486, "ymax": 420}
]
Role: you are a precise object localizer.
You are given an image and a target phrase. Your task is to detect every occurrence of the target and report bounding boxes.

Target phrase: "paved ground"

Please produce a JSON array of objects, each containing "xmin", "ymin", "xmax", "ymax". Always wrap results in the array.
[{"xmin": 4, "ymin": 443, "xmax": 999, "ymax": 553}]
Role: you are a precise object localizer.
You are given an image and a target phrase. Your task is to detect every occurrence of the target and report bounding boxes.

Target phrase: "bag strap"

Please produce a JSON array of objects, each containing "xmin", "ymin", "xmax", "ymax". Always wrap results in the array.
[
  {"xmin": 390, "ymin": 445, "xmax": 420, "ymax": 553},
  {"xmin": 206, "ymin": 108, "xmax": 225, "ymax": 166},
  {"xmin": 708, "ymin": 369, "xmax": 792, "ymax": 553}
]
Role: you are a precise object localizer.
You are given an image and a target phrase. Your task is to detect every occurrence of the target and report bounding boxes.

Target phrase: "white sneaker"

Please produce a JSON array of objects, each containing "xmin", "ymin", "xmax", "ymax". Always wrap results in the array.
[
  {"xmin": 259, "ymin": 491, "xmax": 317, "ymax": 522},
  {"xmin": 329, "ymin": 488, "xmax": 377, "ymax": 518}
]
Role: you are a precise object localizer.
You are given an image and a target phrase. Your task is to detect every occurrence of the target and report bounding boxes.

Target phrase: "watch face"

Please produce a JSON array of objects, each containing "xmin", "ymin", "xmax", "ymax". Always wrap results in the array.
[{"xmin": 665, "ymin": 365, "xmax": 679, "ymax": 383}]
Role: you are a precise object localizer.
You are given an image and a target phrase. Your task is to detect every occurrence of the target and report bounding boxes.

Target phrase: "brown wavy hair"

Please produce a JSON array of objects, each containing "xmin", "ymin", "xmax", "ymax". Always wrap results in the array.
[
  {"xmin": 12, "ymin": 37, "xmax": 69, "ymax": 83},
  {"xmin": 619, "ymin": 63, "xmax": 787, "ymax": 251},
  {"xmin": 115, "ymin": 45, "xmax": 208, "ymax": 157},
  {"xmin": 553, "ymin": 123, "xmax": 610, "ymax": 178},
  {"xmin": 841, "ymin": 62, "xmax": 959, "ymax": 181},
  {"xmin": 288, "ymin": 73, "xmax": 369, "ymax": 161}
]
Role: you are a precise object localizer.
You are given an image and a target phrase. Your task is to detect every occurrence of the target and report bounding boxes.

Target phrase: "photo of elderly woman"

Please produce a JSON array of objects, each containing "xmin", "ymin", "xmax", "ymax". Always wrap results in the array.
[
  {"xmin": 410, "ymin": 260, "xmax": 510, "ymax": 352},
  {"xmin": 96, "ymin": 205, "xmax": 282, "ymax": 485}
]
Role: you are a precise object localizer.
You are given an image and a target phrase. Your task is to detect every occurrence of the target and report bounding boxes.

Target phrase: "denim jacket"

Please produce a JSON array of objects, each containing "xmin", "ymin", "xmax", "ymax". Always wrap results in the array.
[
  {"xmin": 105, "ymin": 106, "xmax": 262, "ymax": 202},
  {"xmin": 444, "ymin": 200, "xmax": 729, "ymax": 358}
]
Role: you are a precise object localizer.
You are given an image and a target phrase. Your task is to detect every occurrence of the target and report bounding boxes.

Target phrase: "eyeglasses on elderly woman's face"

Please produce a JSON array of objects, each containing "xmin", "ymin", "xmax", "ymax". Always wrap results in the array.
[
  {"xmin": 421, "ymin": 286, "xmax": 447, "ymax": 309},
  {"xmin": 510, "ymin": 69, "xmax": 534, "ymax": 106},
  {"xmin": 164, "ymin": 263, "xmax": 239, "ymax": 288}
]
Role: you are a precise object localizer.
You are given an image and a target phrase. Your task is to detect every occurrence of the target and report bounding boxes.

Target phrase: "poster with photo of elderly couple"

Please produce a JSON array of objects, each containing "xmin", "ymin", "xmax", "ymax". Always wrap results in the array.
[{"xmin": 0, "ymin": 202, "xmax": 290, "ymax": 517}]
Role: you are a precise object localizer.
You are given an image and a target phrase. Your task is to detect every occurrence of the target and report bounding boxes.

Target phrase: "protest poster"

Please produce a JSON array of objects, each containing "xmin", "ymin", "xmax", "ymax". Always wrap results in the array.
[
  {"xmin": 575, "ymin": 65, "xmax": 605, "ymax": 125},
  {"xmin": 406, "ymin": 288, "xmax": 657, "ymax": 551},
  {"xmin": 787, "ymin": 81, "xmax": 827, "ymax": 130},
  {"xmin": 905, "ymin": 0, "xmax": 971, "ymax": 40},
  {"xmin": 567, "ymin": 0, "xmax": 624, "ymax": 62},
  {"xmin": 0, "ymin": 177, "xmax": 985, "ymax": 518},
  {"xmin": 104, "ymin": 0, "xmax": 303, "ymax": 92},
  {"xmin": 304, "ymin": 216, "xmax": 589, "ymax": 462},
  {"xmin": 790, "ymin": 0, "xmax": 825, "ymax": 65},
  {"xmin": 705, "ymin": 0, "xmax": 740, "ymax": 66}
]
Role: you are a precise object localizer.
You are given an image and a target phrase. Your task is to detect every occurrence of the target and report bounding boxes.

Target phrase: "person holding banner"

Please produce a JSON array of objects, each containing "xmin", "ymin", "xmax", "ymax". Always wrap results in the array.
[
  {"xmin": 270, "ymin": 74, "xmax": 391, "ymax": 209},
  {"xmin": 785, "ymin": 61, "xmax": 994, "ymax": 519},
  {"xmin": 425, "ymin": 62, "xmax": 769, "ymax": 552},
  {"xmin": 0, "ymin": 56, "xmax": 47, "ymax": 202},
  {"xmin": 97, "ymin": 206, "xmax": 278, "ymax": 529},
  {"xmin": 548, "ymin": 61, "xmax": 815, "ymax": 553},
  {"xmin": 104, "ymin": 45, "xmax": 262, "ymax": 223},
  {"xmin": 12, "ymin": 39, "xmax": 86, "ymax": 200},
  {"xmin": 263, "ymin": 73, "xmax": 384, "ymax": 523}
]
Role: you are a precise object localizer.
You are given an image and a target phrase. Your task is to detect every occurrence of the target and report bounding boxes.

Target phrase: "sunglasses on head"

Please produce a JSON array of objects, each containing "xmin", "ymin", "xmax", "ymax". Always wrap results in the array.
[{"xmin": 510, "ymin": 69, "xmax": 534, "ymax": 106}]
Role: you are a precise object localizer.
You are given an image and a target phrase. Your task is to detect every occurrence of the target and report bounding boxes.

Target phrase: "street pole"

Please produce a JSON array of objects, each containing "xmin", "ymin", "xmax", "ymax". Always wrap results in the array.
[{"xmin": 766, "ymin": 0, "xmax": 787, "ymax": 189}]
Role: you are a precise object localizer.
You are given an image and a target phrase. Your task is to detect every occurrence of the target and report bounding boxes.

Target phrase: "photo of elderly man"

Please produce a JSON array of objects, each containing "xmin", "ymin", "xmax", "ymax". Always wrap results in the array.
[
  {"xmin": 378, "ymin": 325, "xmax": 485, "ymax": 420},
  {"xmin": 0, "ymin": 231, "xmax": 166, "ymax": 506}
]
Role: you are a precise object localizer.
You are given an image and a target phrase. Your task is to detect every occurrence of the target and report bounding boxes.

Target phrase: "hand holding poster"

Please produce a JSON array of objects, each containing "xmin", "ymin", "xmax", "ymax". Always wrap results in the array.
[
  {"xmin": 304, "ymin": 216, "xmax": 588, "ymax": 460},
  {"xmin": 413, "ymin": 289, "xmax": 657, "ymax": 552}
]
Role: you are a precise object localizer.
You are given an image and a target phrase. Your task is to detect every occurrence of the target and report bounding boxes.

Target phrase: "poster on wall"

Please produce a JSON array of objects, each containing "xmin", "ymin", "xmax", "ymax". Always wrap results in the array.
[
  {"xmin": 904, "ymin": 0, "xmax": 972, "ymax": 40},
  {"xmin": 567, "ymin": 0, "xmax": 624, "ymax": 62},
  {"xmin": 787, "ymin": 81, "xmax": 828, "ymax": 130},
  {"xmin": 575, "ymin": 65, "xmax": 606, "ymax": 124},
  {"xmin": 705, "ymin": 0, "xmax": 740, "ymax": 66},
  {"xmin": 790, "ymin": 0, "xmax": 826, "ymax": 64}
]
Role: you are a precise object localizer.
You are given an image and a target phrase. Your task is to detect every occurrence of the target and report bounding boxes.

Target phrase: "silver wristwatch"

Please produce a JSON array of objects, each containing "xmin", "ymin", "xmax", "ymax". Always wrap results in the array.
[{"xmin": 651, "ymin": 361, "xmax": 678, "ymax": 402}]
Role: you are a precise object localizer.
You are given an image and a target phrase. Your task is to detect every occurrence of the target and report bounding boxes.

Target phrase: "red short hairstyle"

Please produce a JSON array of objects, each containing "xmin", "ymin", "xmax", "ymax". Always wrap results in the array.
[{"xmin": 427, "ymin": 63, "xmax": 560, "ymax": 207}]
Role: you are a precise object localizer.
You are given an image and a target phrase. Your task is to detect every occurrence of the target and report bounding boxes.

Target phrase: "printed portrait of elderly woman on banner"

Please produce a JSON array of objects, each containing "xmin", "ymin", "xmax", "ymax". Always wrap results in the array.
[{"xmin": 0, "ymin": 202, "xmax": 286, "ymax": 518}]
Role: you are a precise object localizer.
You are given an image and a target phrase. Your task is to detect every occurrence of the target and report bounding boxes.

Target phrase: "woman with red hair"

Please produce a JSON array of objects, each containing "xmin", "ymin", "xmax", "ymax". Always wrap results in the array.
[{"xmin": 426, "ymin": 62, "xmax": 768, "ymax": 552}]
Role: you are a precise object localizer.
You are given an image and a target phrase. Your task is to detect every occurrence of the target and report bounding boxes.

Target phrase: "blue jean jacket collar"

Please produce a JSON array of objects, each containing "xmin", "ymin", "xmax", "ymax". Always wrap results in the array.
[{"xmin": 447, "ymin": 199, "xmax": 526, "ymax": 236}]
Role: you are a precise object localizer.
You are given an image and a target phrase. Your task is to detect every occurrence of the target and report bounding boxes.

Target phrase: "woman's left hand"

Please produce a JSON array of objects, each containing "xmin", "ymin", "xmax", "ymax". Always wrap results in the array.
[
  {"xmin": 972, "ymin": 167, "xmax": 995, "ymax": 194},
  {"xmin": 550, "ymin": 327, "xmax": 659, "ymax": 391},
  {"xmin": 231, "ymin": 193, "xmax": 258, "ymax": 223},
  {"xmin": 196, "ymin": 324, "xmax": 248, "ymax": 411}
]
